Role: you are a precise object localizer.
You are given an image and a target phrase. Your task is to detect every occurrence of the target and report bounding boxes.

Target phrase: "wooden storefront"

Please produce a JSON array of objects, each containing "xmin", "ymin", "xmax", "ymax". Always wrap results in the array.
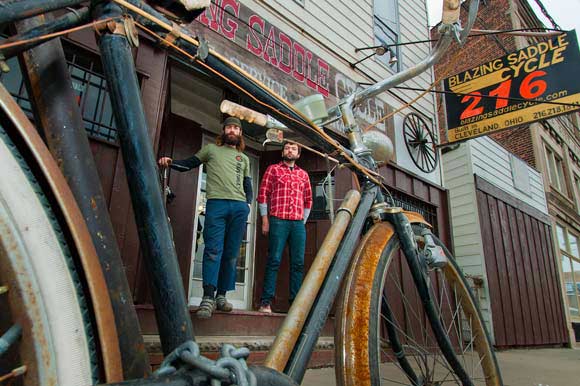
[
  {"xmin": 0, "ymin": 4, "xmax": 452, "ymax": 338},
  {"xmin": 476, "ymin": 176, "xmax": 569, "ymax": 347}
]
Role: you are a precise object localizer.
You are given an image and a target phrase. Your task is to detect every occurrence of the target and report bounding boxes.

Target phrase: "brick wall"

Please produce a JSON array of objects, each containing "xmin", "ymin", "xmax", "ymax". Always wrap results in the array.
[{"xmin": 432, "ymin": 0, "xmax": 535, "ymax": 168}]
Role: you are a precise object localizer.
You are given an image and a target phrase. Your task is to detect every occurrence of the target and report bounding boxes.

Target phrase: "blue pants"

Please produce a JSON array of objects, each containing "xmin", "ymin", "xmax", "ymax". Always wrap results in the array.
[
  {"xmin": 261, "ymin": 217, "xmax": 306, "ymax": 304},
  {"xmin": 202, "ymin": 199, "xmax": 249, "ymax": 292}
]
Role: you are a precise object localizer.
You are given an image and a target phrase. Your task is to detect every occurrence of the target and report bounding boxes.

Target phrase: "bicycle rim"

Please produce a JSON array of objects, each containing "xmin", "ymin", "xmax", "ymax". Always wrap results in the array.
[{"xmin": 335, "ymin": 221, "xmax": 502, "ymax": 386}]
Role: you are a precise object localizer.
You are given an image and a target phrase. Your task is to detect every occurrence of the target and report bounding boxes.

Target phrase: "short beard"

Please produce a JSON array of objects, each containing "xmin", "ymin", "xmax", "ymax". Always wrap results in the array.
[
  {"xmin": 222, "ymin": 133, "xmax": 240, "ymax": 146},
  {"xmin": 282, "ymin": 155, "xmax": 297, "ymax": 162}
]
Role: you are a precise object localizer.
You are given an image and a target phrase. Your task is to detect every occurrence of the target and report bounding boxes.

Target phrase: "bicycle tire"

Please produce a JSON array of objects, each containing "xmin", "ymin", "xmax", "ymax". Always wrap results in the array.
[
  {"xmin": 335, "ymin": 220, "xmax": 502, "ymax": 386},
  {"xmin": 0, "ymin": 124, "xmax": 99, "ymax": 385}
]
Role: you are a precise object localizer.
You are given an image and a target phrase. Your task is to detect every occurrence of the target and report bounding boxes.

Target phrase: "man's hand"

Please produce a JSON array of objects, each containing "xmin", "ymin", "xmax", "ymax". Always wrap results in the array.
[
  {"xmin": 158, "ymin": 157, "xmax": 173, "ymax": 167},
  {"xmin": 261, "ymin": 215, "xmax": 269, "ymax": 236}
]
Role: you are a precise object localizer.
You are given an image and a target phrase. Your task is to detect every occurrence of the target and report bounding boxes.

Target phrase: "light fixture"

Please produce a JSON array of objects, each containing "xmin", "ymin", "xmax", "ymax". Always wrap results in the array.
[{"xmin": 351, "ymin": 44, "xmax": 397, "ymax": 68}]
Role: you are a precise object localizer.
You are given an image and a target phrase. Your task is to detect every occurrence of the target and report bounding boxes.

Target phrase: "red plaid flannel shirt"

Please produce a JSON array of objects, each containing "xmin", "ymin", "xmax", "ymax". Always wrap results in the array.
[{"xmin": 257, "ymin": 162, "xmax": 312, "ymax": 220}]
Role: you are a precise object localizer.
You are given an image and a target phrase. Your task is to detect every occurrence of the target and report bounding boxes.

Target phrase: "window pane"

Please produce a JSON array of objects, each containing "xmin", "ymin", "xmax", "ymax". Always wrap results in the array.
[
  {"xmin": 557, "ymin": 225, "xmax": 567, "ymax": 252},
  {"xmin": 571, "ymin": 234, "xmax": 579, "ymax": 258},
  {"xmin": 556, "ymin": 157, "xmax": 567, "ymax": 194},
  {"xmin": 562, "ymin": 256, "xmax": 579, "ymax": 316},
  {"xmin": 375, "ymin": 0, "xmax": 398, "ymax": 27},
  {"xmin": 309, "ymin": 172, "xmax": 334, "ymax": 220},
  {"xmin": 373, "ymin": 0, "xmax": 400, "ymax": 71},
  {"xmin": 545, "ymin": 148, "xmax": 558, "ymax": 188}
]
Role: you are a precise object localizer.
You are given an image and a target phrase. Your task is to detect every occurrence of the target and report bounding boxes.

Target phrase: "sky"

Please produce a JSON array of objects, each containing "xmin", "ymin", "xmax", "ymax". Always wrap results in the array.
[{"xmin": 427, "ymin": 0, "xmax": 580, "ymax": 38}]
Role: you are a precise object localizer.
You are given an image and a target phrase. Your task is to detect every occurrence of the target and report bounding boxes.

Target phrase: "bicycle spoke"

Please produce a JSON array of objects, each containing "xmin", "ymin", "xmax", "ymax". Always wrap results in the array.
[
  {"xmin": 380, "ymin": 376, "xmax": 415, "ymax": 386},
  {"xmin": 380, "ymin": 312, "xmax": 457, "ymax": 377},
  {"xmin": 389, "ymin": 271, "xmax": 427, "ymax": 339},
  {"xmin": 387, "ymin": 271, "xmax": 434, "ymax": 375},
  {"xmin": 452, "ymin": 284, "xmax": 469, "ymax": 372}
]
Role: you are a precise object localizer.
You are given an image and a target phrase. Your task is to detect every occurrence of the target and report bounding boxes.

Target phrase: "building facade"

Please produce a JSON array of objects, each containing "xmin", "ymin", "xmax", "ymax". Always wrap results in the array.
[
  {"xmin": 434, "ymin": 0, "xmax": 576, "ymax": 346},
  {"xmin": 1, "ymin": 0, "xmax": 453, "ymax": 359}
]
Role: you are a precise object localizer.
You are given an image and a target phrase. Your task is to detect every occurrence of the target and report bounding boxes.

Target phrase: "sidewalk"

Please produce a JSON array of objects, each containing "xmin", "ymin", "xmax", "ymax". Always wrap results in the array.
[{"xmin": 303, "ymin": 348, "xmax": 580, "ymax": 386}]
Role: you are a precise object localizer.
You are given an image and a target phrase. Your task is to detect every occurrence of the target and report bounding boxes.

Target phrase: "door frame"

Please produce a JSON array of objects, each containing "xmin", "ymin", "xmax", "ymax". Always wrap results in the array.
[{"xmin": 186, "ymin": 134, "xmax": 259, "ymax": 310}]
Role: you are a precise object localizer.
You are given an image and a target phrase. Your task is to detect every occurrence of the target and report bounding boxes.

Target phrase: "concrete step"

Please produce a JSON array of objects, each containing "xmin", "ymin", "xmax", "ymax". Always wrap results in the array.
[
  {"xmin": 136, "ymin": 305, "xmax": 335, "ymax": 337},
  {"xmin": 144, "ymin": 335, "xmax": 335, "ymax": 369}
]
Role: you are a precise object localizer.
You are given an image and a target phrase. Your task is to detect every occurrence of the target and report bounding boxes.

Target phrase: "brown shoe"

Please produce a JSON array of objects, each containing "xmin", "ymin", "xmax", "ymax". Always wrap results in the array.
[
  {"xmin": 215, "ymin": 295, "xmax": 233, "ymax": 312},
  {"xmin": 197, "ymin": 296, "xmax": 215, "ymax": 319}
]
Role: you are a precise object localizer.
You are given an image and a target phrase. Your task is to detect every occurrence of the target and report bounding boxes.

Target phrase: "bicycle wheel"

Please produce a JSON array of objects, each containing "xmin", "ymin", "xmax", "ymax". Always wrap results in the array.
[
  {"xmin": 335, "ymin": 220, "xmax": 502, "ymax": 386},
  {"xmin": 0, "ymin": 83, "xmax": 122, "ymax": 384}
]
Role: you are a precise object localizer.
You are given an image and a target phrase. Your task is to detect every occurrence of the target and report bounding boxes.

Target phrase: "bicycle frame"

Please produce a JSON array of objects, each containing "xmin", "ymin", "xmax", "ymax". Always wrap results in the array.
[{"xmin": 0, "ymin": 1, "xmax": 483, "ymax": 385}]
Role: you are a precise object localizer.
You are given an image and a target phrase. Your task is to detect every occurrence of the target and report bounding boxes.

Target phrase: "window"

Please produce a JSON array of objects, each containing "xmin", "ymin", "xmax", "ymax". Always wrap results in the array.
[
  {"xmin": 0, "ymin": 39, "xmax": 120, "ymax": 144},
  {"xmin": 557, "ymin": 224, "xmax": 580, "ymax": 319},
  {"xmin": 391, "ymin": 189, "xmax": 438, "ymax": 236},
  {"xmin": 63, "ymin": 42, "xmax": 119, "ymax": 143},
  {"xmin": 511, "ymin": 154, "xmax": 531, "ymax": 195},
  {"xmin": 373, "ymin": 0, "xmax": 400, "ymax": 71},
  {"xmin": 544, "ymin": 144, "xmax": 568, "ymax": 196},
  {"xmin": 309, "ymin": 172, "xmax": 335, "ymax": 220}
]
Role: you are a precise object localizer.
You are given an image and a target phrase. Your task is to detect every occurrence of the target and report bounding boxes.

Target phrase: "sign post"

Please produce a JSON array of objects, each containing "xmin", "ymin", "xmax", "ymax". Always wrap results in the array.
[{"xmin": 443, "ymin": 31, "xmax": 580, "ymax": 143}]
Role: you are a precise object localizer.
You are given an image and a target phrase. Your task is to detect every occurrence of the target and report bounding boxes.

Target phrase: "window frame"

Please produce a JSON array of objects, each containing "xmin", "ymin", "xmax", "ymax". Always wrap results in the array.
[
  {"xmin": 544, "ymin": 142, "xmax": 568, "ymax": 196},
  {"xmin": 574, "ymin": 174, "xmax": 580, "ymax": 213},
  {"xmin": 373, "ymin": 0, "xmax": 401, "ymax": 72},
  {"xmin": 309, "ymin": 171, "xmax": 335, "ymax": 221},
  {"xmin": 556, "ymin": 224, "xmax": 580, "ymax": 321}
]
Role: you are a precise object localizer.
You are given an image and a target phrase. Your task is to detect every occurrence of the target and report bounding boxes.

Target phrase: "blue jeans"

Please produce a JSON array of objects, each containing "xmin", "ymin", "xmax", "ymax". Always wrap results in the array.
[
  {"xmin": 202, "ymin": 199, "xmax": 249, "ymax": 292},
  {"xmin": 261, "ymin": 217, "xmax": 306, "ymax": 304}
]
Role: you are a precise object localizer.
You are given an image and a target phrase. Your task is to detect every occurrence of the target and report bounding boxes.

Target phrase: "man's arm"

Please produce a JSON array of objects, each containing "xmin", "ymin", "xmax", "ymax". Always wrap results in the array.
[
  {"xmin": 257, "ymin": 165, "xmax": 274, "ymax": 235},
  {"xmin": 170, "ymin": 155, "xmax": 202, "ymax": 171},
  {"xmin": 158, "ymin": 145, "xmax": 209, "ymax": 172},
  {"xmin": 243, "ymin": 177, "xmax": 253, "ymax": 204},
  {"xmin": 303, "ymin": 172, "xmax": 313, "ymax": 223}
]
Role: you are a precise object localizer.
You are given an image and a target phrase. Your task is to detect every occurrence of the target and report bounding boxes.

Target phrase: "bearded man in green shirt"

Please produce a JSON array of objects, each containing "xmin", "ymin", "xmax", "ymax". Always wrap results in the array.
[{"xmin": 158, "ymin": 117, "xmax": 252, "ymax": 319}]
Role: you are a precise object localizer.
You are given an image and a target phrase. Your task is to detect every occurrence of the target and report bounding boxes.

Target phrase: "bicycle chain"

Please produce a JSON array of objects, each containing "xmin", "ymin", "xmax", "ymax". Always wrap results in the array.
[{"xmin": 155, "ymin": 341, "xmax": 257, "ymax": 386}]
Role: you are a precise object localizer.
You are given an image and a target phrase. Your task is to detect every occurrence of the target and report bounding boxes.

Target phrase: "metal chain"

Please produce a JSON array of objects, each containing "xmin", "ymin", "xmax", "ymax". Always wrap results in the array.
[{"xmin": 154, "ymin": 341, "xmax": 256, "ymax": 386}]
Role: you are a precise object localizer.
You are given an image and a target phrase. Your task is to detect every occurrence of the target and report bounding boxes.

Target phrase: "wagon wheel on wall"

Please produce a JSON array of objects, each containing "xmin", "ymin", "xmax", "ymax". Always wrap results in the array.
[{"xmin": 403, "ymin": 112, "xmax": 438, "ymax": 173}]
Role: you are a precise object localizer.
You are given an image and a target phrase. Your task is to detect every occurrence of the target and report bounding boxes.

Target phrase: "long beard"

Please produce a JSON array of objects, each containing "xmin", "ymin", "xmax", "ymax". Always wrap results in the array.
[{"xmin": 222, "ymin": 133, "xmax": 240, "ymax": 146}]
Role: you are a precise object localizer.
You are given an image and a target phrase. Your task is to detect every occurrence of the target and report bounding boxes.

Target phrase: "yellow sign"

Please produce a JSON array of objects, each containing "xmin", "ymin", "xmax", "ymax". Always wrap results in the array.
[
  {"xmin": 444, "ymin": 31, "xmax": 580, "ymax": 142},
  {"xmin": 448, "ymin": 93, "xmax": 580, "ymax": 141}
]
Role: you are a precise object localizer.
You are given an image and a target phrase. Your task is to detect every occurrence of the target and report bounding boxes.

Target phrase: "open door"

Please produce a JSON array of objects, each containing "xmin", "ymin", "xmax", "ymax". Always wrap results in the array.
[{"xmin": 187, "ymin": 135, "xmax": 259, "ymax": 310}]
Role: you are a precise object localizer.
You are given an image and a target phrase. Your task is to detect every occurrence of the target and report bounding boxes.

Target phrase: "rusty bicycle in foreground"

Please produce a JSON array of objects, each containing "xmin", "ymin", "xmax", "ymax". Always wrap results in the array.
[{"xmin": 0, "ymin": 0, "xmax": 502, "ymax": 385}]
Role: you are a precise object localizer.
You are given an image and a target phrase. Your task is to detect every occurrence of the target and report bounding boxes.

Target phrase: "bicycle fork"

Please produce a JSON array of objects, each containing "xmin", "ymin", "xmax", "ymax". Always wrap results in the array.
[{"xmin": 385, "ymin": 210, "xmax": 475, "ymax": 386}]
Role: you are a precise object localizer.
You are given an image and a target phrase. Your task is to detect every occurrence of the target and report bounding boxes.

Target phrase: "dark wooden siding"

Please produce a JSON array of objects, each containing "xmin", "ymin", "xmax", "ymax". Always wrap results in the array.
[
  {"xmin": 380, "ymin": 166, "xmax": 451, "ymax": 246},
  {"xmin": 251, "ymin": 157, "xmax": 451, "ymax": 312},
  {"xmin": 64, "ymin": 30, "xmax": 170, "ymax": 302},
  {"xmin": 475, "ymin": 176, "xmax": 568, "ymax": 347}
]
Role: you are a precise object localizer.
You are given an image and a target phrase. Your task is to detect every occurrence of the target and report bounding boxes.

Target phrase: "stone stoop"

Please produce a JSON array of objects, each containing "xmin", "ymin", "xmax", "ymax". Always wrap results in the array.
[
  {"xmin": 135, "ymin": 306, "xmax": 337, "ymax": 370},
  {"xmin": 144, "ymin": 335, "xmax": 335, "ymax": 369},
  {"xmin": 136, "ymin": 306, "xmax": 336, "ymax": 337}
]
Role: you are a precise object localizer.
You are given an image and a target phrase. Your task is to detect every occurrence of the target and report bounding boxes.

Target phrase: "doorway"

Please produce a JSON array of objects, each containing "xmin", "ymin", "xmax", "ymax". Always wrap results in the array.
[{"xmin": 187, "ymin": 135, "xmax": 260, "ymax": 310}]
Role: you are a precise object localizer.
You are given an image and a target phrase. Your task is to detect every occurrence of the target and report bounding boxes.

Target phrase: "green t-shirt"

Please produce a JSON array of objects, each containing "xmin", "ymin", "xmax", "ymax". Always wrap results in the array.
[{"xmin": 196, "ymin": 143, "xmax": 250, "ymax": 202}]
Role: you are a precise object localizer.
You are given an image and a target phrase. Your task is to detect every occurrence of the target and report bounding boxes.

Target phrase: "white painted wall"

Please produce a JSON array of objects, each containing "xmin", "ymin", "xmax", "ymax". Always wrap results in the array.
[
  {"xmin": 245, "ymin": 0, "xmax": 441, "ymax": 183},
  {"xmin": 470, "ymin": 136, "xmax": 548, "ymax": 213}
]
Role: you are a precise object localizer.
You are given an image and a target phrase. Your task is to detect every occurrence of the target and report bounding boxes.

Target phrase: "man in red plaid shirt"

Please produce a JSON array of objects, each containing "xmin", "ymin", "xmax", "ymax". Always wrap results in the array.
[{"xmin": 257, "ymin": 141, "xmax": 313, "ymax": 313}]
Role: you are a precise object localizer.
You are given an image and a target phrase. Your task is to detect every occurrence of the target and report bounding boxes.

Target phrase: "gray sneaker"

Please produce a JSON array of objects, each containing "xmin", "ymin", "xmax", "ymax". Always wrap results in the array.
[
  {"xmin": 215, "ymin": 294, "xmax": 233, "ymax": 312},
  {"xmin": 197, "ymin": 296, "xmax": 215, "ymax": 319}
]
